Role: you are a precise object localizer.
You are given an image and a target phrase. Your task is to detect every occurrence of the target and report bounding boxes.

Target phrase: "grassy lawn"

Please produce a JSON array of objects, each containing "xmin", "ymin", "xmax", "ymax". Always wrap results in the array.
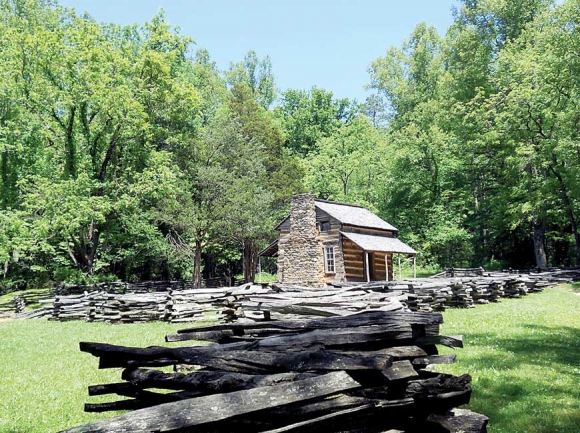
[
  {"xmin": 438, "ymin": 285, "xmax": 580, "ymax": 433},
  {"xmin": 0, "ymin": 286, "xmax": 578, "ymax": 432},
  {"xmin": 0, "ymin": 319, "xmax": 194, "ymax": 433}
]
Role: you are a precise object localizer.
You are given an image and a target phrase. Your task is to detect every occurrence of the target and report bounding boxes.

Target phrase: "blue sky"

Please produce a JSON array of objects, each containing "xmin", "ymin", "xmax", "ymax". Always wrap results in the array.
[{"xmin": 58, "ymin": 0, "xmax": 460, "ymax": 102}]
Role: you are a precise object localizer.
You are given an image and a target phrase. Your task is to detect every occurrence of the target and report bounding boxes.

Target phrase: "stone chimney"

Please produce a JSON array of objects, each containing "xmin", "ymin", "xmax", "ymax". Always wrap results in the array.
[{"xmin": 279, "ymin": 194, "xmax": 324, "ymax": 285}]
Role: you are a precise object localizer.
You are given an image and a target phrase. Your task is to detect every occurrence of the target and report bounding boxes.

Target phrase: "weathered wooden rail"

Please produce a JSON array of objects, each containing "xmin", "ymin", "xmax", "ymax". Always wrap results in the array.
[
  {"xmin": 431, "ymin": 267, "xmax": 485, "ymax": 278},
  {"xmin": 19, "ymin": 283, "xmax": 268, "ymax": 323},
  {"xmin": 62, "ymin": 310, "xmax": 488, "ymax": 433},
  {"xmin": 17, "ymin": 269, "xmax": 578, "ymax": 322},
  {"xmin": 234, "ymin": 271, "xmax": 571, "ymax": 320}
]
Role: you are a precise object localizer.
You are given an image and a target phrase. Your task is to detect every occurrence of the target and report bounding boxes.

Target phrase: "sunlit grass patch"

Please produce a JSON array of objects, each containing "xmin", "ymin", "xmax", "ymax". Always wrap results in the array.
[
  {"xmin": 438, "ymin": 285, "xmax": 580, "ymax": 433},
  {"xmin": 0, "ymin": 319, "xmax": 208, "ymax": 432}
]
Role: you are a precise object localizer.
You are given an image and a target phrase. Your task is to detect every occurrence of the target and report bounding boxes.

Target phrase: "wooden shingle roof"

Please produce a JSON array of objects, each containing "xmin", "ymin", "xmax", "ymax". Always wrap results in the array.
[
  {"xmin": 341, "ymin": 232, "xmax": 416, "ymax": 255},
  {"xmin": 314, "ymin": 199, "xmax": 398, "ymax": 231}
]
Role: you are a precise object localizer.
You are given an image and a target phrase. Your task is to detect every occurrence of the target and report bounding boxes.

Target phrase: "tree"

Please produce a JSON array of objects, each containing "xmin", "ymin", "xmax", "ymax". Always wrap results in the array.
[
  {"xmin": 0, "ymin": 1, "xmax": 202, "ymax": 282},
  {"xmin": 226, "ymin": 83, "xmax": 303, "ymax": 281},
  {"xmin": 275, "ymin": 87, "xmax": 359, "ymax": 156},
  {"xmin": 228, "ymin": 84, "xmax": 303, "ymax": 211},
  {"xmin": 304, "ymin": 115, "xmax": 383, "ymax": 204},
  {"xmin": 368, "ymin": 23, "xmax": 443, "ymax": 129},
  {"xmin": 442, "ymin": 0, "xmax": 554, "ymax": 267},
  {"xmin": 226, "ymin": 50, "xmax": 277, "ymax": 109},
  {"xmin": 488, "ymin": 0, "xmax": 580, "ymax": 265},
  {"xmin": 367, "ymin": 23, "xmax": 474, "ymax": 265}
]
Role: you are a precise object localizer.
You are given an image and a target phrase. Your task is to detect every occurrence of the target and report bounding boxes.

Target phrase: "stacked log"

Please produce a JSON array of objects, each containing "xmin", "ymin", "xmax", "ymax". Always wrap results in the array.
[
  {"xmin": 13, "ymin": 294, "xmax": 27, "ymax": 314},
  {"xmin": 406, "ymin": 284, "xmax": 452, "ymax": 312},
  {"xmin": 31, "ymin": 284, "xmax": 268, "ymax": 323},
  {"xmin": 486, "ymin": 280, "xmax": 505, "ymax": 302},
  {"xmin": 448, "ymin": 281, "xmax": 475, "ymax": 308},
  {"xmin": 233, "ymin": 274, "xmax": 559, "ymax": 321},
  {"xmin": 87, "ymin": 293, "xmax": 167, "ymax": 323},
  {"xmin": 55, "ymin": 279, "xmax": 231, "ymax": 296},
  {"xmin": 15, "ymin": 305, "xmax": 52, "ymax": 319},
  {"xmin": 168, "ymin": 285, "xmax": 271, "ymax": 322},
  {"xmin": 236, "ymin": 285, "xmax": 407, "ymax": 321},
  {"xmin": 503, "ymin": 279, "xmax": 528, "ymax": 298},
  {"xmin": 63, "ymin": 310, "xmax": 488, "ymax": 433},
  {"xmin": 51, "ymin": 294, "xmax": 93, "ymax": 321},
  {"xmin": 19, "ymin": 270, "xmax": 579, "ymax": 322}
]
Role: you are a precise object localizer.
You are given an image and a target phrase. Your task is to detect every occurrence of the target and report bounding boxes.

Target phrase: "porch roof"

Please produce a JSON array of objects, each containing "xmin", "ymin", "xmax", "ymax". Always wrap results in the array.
[
  {"xmin": 258, "ymin": 239, "xmax": 279, "ymax": 257},
  {"xmin": 341, "ymin": 232, "xmax": 416, "ymax": 255}
]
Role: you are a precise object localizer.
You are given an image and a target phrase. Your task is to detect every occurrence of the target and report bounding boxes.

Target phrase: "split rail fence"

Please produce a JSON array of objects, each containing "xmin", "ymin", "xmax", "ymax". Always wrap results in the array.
[{"xmin": 18, "ymin": 269, "xmax": 579, "ymax": 323}]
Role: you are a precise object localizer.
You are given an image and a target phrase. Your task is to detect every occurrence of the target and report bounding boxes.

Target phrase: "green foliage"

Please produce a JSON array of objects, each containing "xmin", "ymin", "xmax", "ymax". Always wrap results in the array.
[
  {"xmin": 2, "ymin": 0, "xmax": 579, "ymax": 285},
  {"xmin": 0, "ymin": 0, "xmax": 295, "ymax": 286},
  {"xmin": 361, "ymin": 0, "xmax": 580, "ymax": 268},
  {"xmin": 303, "ymin": 115, "xmax": 384, "ymax": 204},
  {"xmin": 275, "ymin": 87, "xmax": 359, "ymax": 156},
  {"xmin": 226, "ymin": 50, "xmax": 277, "ymax": 109}
]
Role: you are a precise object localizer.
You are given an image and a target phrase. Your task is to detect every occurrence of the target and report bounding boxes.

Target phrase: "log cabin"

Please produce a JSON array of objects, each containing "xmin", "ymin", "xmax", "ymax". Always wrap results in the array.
[{"xmin": 259, "ymin": 194, "xmax": 416, "ymax": 286}]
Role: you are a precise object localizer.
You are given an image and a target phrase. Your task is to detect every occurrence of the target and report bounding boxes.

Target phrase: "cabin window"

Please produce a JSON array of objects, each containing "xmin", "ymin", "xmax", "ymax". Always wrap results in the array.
[
  {"xmin": 320, "ymin": 221, "xmax": 330, "ymax": 233},
  {"xmin": 324, "ymin": 246, "xmax": 335, "ymax": 274}
]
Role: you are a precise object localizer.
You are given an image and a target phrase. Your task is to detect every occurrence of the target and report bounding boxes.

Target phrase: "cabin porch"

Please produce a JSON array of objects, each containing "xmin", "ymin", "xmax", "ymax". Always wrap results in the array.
[{"xmin": 340, "ymin": 232, "xmax": 416, "ymax": 282}]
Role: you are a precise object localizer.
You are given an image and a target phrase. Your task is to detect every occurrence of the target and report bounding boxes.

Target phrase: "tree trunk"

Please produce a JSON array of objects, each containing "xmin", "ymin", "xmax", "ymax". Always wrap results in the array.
[
  {"xmin": 68, "ymin": 225, "xmax": 101, "ymax": 275},
  {"xmin": 243, "ymin": 240, "xmax": 258, "ymax": 283},
  {"xmin": 561, "ymin": 197, "xmax": 580, "ymax": 263},
  {"xmin": 549, "ymin": 163, "xmax": 580, "ymax": 263},
  {"xmin": 194, "ymin": 239, "xmax": 202, "ymax": 289},
  {"xmin": 532, "ymin": 216, "xmax": 547, "ymax": 268},
  {"xmin": 1, "ymin": 150, "xmax": 8, "ymax": 209},
  {"xmin": 85, "ymin": 223, "xmax": 101, "ymax": 275},
  {"xmin": 64, "ymin": 106, "xmax": 77, "ymax": 179}
]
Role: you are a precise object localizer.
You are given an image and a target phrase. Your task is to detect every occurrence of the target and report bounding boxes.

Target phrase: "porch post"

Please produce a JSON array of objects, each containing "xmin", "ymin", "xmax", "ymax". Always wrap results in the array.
[
  {"xmin": 385, "ymin": 254, "xmax": 389, "ymax": 282},
  {"xmin": 365, "ymin": 252, "xmax": 370, "ymax": 282},
  {"xmin": 398, "ymin": 255, "xmax": 401, "ymax": 280},
  {"xmin": 413, "ymin": 255, "xmax": 417, "ymax": 279}
]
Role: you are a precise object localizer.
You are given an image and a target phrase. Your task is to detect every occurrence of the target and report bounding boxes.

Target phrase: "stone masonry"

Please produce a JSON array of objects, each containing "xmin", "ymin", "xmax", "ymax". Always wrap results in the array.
[{"xmin": 278, "ymin": 194, "xmax": 325, "ymax": 285}]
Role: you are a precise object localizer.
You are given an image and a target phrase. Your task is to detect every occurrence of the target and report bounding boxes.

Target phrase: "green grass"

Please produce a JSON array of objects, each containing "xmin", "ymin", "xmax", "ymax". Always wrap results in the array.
[
  {"xmin": 398, "ymin": 263, "xmax": 442, "ymax": 279},
  {"xmin": 253, "ymin": 271, "xmax": 278, "ymax": 283},
  {"xmin": 0, "ymin": 319, "xmax": 204, "ymax": 433},
  {"xmin": 0, "ymin": 287, "xmax": 578, "ymax": 432},
  {"xmin": 438, "ymin": 285, "xmax": 580, "ymax": 433},
  {"xmin": 399, "ymin": 268, "xmax": 440, "ymax": 279}
]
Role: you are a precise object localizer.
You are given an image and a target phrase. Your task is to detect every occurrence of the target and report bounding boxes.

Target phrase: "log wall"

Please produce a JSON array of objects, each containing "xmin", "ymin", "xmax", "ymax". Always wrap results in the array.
[{"xmin": 342, "ymin": 238, "xmax": 366, "ymax": 281}]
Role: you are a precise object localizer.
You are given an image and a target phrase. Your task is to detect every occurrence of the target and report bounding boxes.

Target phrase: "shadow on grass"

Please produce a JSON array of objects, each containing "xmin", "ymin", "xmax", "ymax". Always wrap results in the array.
[
  {"xmin": 459, "ymin": 325, "xmax": 580, "ymax": 432},
  {"xmin": 570, "ymin": 281, "xmax": 580, "ymax": 293},
  {"xmin": 468, "ymin": 324, "xmax": 580, "ymax": 369}
]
